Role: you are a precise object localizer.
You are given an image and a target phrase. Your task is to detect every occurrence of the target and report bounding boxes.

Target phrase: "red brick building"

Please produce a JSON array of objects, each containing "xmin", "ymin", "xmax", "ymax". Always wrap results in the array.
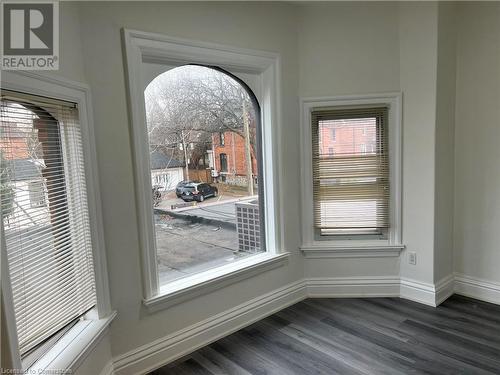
[
  {"xmin": 211, "ymin": 131, "xmax": 257, "ymax": 186},
  {"xmin": 319, "ymin": 119, "xmax": 377, "ymax": 156},
  {"xmin": 0, "ymin": 123, "xmax": 31, "ymax": 160}
]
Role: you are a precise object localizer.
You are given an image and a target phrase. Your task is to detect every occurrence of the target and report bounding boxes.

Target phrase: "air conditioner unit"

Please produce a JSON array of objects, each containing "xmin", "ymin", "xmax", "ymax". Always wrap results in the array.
[{"xmin": 235, "ymin": 199, "xmax": 260, "ymax": 253}]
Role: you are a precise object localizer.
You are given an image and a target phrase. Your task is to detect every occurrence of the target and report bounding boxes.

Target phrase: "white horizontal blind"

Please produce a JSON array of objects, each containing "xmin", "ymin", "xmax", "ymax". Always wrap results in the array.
[
  {"xmin": 311, "ymin": 106, "xmax": 389, "ymax": 235},
  {"xmin": 0, "ymin": 91, "xmax": 96, "ymax": 355}
]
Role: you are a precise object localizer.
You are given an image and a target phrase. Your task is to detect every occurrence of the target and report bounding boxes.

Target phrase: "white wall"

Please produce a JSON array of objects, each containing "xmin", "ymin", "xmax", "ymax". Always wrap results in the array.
[
  {"xmin": 454, "ymin": 3, "xmax": 500, "ymax": 284},
  {"xmin": 76, "ymin": 0, "xmax": 302, "ymax": 363},
  {"xmin": 298, "ymin": 2, "xmax": 400, "ymax": 97},
  {"xmin": 398, "ymin": 2, "xmax": 439, "ymax": 286},
  {"xmin": 45, "ymin": 2, "xmax": 87, "ymax": 83},
  {"xmin": 434, "ymin": 3, "xmax": 457, "ymax": 283},
  {"xmin": 298, "ymin": 2, "xmax": 402, "ymax": 280}
]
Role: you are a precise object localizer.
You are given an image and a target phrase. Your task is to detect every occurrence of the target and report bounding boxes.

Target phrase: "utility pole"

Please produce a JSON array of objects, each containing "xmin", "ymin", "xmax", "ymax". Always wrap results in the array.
[
  {"xmin": 243, "ymin": 101, "xmax": 254, "ymax": 196},
  {"xmin": 181, "ymin": 130, "xmax": 189, "ymax": 180}
]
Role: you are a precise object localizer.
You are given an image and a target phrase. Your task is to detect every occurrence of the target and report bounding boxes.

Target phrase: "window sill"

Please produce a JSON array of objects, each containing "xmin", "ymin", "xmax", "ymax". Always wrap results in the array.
[
  {"xmin": 301, "ymin": 243, "xmax": 405, "ymax": 258},
  {"xmin": 29, "ymin": 311, "xmax": 117, "ymax": 374},
  {"xmin": 144, "ymin": 252, "xmax": 291, "ymax": 312}
]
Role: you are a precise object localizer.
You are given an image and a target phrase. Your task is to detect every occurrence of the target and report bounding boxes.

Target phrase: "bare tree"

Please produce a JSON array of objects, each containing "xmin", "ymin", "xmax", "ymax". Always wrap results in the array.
[{"xmin": 144, "ymin": 66, "xmax": 257, "ymax": 188}]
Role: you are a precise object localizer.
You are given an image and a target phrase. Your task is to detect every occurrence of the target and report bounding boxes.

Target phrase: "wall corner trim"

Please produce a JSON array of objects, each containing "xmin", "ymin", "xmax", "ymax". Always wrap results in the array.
[
  {"xmin": 98, "ymin": 361, "xmax": 115, "ymax": 375},
  {"xmin": 454, "ymin": 273, "xmax": 500, "ymax": 305},
  {"xmin": 400, "ymin": 277, "xmax": 437, "ymax": 306},
  {"xmin": 399, "ymin": 275, "xmax": 455, "ymax": 307},
  {"xmin": 435, "ymin": 274, "xmax": 455, "ymax": 306}
]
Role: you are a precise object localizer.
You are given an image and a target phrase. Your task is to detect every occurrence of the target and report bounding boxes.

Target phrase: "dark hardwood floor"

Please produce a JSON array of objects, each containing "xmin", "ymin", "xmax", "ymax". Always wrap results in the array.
[{"xmin": 151, "ymin": 295, "xmax": 500, "ymax": 375}]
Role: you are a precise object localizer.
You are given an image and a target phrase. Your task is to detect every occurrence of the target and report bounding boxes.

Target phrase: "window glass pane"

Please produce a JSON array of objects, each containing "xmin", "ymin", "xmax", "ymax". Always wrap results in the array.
[
  {"xmin": 144, "ymin": 65, "xmax": 264, "ymax": 285},
  {"xmin": 318, "ymin": 118, "xmax": 377, "ymax": 156},
  {"xmin": 220, "ymin": 153, "xmax": 228, "ymax": 172}
]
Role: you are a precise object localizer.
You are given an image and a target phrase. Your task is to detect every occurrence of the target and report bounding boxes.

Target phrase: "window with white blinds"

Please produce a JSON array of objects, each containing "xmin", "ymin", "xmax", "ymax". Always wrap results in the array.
[
  {"xmin": 311, "ymin": 106, "xmax": 389, "ymax": 236},
  {"xmin": 0, "ymin": 90, "xmax": 97, "ymax": 357}
]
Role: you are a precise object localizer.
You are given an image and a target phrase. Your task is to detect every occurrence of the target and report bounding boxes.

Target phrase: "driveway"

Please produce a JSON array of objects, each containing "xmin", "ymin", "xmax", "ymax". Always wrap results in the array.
[
  {"xmin": 153, "ymin": 190, "xmax": 261, "ymax": 285},
  {"xmin": 166, "ymin": 200, "xmax": 244, "ymax": 225}
]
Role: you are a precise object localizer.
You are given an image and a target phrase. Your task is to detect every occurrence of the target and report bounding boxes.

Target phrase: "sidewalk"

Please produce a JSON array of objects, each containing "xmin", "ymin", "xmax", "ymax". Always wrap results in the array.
[{"xmin": 156, "ymin": 186, "xmax": 252, "ymax": 211}]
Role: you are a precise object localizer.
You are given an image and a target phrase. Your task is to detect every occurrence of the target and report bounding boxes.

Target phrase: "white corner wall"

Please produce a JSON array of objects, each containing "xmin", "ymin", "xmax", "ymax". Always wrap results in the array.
[
  {"xmin": 453, "ymin": 3, "xmax": 500, "ymax": 290},
  {"xmin": 398, "ymin": 2, "xmax": 439, "ymax": 289},
  {"xmin": 434, "ymin": 2, "xmax": 457, "ymax": 284}
]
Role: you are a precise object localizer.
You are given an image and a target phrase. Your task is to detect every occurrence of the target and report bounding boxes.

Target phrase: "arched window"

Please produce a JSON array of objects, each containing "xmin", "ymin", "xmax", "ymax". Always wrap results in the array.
[
  {"xmin": 125, "ymin": 32, "xmax": 283, "ymax": 301},
  {"xmin": 144, "ymin": 65, "xmax": 263, "ymax": 286}
]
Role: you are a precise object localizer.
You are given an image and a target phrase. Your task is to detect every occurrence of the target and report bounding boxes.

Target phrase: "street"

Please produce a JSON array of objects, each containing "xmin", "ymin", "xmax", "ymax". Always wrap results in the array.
[{"xmin": 154, "ymin": 193, "xmax": 260, "ymax": 284}]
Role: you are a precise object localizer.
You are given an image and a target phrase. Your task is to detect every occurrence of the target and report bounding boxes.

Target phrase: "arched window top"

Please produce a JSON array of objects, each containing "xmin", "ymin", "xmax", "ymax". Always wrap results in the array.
[
  {"xmin": 0, "ymin": 101, "xmax": 57, "ymax": 127},
  {"xmin": 144, "ymin": 65, "xmax": 259, "ymax": 148},
  {"xmin": 145, "ymin": 64, "xmax": 259, "ymax": 106}
]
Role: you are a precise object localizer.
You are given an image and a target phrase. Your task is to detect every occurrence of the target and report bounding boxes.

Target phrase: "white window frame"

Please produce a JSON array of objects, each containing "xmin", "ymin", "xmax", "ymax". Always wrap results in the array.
[
  {"xmin": 300, "ymin": 93, "xmax": 404, "ymax": 258},
  {"xmin": 122, "ymin": 29, "xmax": 288, "ymax": 309},
  {"xmin": 1, "ymin": 71, "xmax": 115, "ymax": 372}
]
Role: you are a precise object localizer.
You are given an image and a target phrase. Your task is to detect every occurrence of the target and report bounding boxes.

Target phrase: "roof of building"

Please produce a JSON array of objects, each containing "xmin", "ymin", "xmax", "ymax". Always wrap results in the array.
[
  {"xmin": 150, "ymin": 151, "xmax": 184, "ymax": 170},
  {"xmin": 8, "ymin": 159, "xmax": 42, "ymax": 181}
]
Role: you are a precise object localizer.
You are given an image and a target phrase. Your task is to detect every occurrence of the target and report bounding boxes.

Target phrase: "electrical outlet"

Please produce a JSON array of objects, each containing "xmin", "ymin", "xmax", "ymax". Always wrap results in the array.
[{"xmin": 408, "ymin": 252, "xmax": 417, "ymax": 265}]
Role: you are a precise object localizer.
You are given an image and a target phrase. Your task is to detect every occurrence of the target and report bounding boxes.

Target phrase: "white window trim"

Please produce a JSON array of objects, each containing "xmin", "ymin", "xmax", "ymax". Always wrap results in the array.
[
  {"xmin": 122, "ymin": 29, "xmax": 286, "ymax": 305},
  {"xmin": 145, "ymin": 252, "xmax": 290, "ymax": 312},
  {"xmin": 0, "ymin": 71, "xmax": 115, "ymax": 371},
  {"xmin": 299, "ymin": 93, "xmax": 404, "ymax": 258},
  {"xmin": 28, "ymin": 311, "xmax": 117, "ymax": 373}
]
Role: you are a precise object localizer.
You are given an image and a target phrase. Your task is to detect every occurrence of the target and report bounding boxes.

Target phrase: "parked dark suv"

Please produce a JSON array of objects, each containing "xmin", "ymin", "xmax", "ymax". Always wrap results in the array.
[
  {"xmin": 181, "ymin": 182, "xmax": 218, "ymax": 202},
  {"xmin": 175, "ymin": 180, "xmax": 201, "ymax": 197}
]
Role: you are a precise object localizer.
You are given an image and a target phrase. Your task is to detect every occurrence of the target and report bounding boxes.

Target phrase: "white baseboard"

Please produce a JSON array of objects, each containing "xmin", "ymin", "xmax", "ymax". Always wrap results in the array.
[
  {"xmin": 435, "ymin": 274, "xmax": 455, "ymax": 305},
  {"xmin": 400, "ymin": 277, "xmax": 437, "ymax": 306},
  {"xmin": 454, "ymin": 273, "xmax": 500, "ymax": 305},
  {"xmin": 399, "ymin": 274, "xmax": 455, "ymax": 307},
  {"xmin": 112, "ymin": 273, "xmax": 499, "ymax": 375},
  {"xmin": 307, "ymin": 276, "xmax": 400, "ymax": 298},
  {"xmin": 113, "ymin": 280, "xmax": 307, "ymax": 375}
]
